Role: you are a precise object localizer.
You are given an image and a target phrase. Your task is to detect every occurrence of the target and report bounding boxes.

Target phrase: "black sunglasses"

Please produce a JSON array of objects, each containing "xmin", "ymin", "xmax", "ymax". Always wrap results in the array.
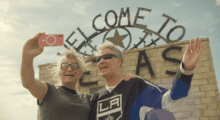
[
  {"xmin": 61, "ymin": 62, "xmax": 80, "ymax": 70},
  {"xmin": 96, "ymin": 53, "xmax": 118, "ymax": 62}
]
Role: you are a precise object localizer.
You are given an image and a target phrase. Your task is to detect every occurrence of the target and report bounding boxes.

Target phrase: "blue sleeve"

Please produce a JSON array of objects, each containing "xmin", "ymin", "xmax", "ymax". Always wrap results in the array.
[
  {"xmin": 130, "ymin": 76, "xmax": 191, "ymax": 120},
  {"xmin": 161, "ymin": 79, "xmax": 190, "ymax": 113},
  {"xmin": 129, "ymin": 78, "xmax": 168, "ymax": 120}
]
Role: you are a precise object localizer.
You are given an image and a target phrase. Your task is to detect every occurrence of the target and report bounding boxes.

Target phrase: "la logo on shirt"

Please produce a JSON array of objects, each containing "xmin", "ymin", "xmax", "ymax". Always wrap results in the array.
[{"xmin": 97, "ymin": 94, "xmax": 122, "ymax": 120}]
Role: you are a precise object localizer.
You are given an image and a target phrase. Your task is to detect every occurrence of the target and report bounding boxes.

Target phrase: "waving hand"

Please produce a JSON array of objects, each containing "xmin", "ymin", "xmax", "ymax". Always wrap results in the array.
[{"xmin": 182, "ymin": 37, "xmax": 204, "ymax": 71}]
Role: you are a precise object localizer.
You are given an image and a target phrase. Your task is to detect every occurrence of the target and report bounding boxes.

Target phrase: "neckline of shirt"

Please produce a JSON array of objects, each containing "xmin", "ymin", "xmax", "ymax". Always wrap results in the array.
[
  {"xmin": 106, "ymin": 80, "xmax": 124, "ymax": 92},
  {"xmin": 60, "ymin": 86, "xmax": 77, "ymax": 94}
]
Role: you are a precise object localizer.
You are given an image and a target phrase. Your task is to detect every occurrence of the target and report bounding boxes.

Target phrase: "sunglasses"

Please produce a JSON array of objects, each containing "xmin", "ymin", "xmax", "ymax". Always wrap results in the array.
[
  {"xmin": 96, "ymin": 53, "xmax": 118, "ymax": 62},
  {"xmin": 61, "ymin": 62, "xmax": 80, "ymax": 70}
]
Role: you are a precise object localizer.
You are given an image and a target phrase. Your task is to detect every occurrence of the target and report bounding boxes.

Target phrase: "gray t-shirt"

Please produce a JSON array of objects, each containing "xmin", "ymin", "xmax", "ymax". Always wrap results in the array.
[{"xmin": 37, "ymin": 82, "xmax": 92, "ymax": 120}]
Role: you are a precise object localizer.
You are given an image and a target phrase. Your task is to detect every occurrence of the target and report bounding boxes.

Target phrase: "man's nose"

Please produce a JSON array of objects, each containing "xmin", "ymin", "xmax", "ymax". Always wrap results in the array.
[{"xmin": 99, "ymin": 57, "xmax": 106, "ymax": 63}]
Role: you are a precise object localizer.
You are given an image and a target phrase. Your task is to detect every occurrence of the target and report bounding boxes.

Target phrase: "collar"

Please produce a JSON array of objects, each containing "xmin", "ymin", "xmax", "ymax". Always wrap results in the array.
[
  {"xmin": 60, "ymin": 86, "xmax": 77, "ymax": 94},
  {"xmin": 98, "ymin": 80, "xmax": 125, "ymax": 99},
  {"xmin": 106, "ymin": 85, "xmax": 116, "ymax": 93},
  {"xmin": 105, "ymin": 79, "xmax": 124, "ymax": 92}
]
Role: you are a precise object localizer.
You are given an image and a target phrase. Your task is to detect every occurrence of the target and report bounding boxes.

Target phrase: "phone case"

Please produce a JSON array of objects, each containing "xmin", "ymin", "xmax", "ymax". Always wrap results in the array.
[{"xmin": 38, "ymin": 34, "xmax": 64, "ymax": 47}]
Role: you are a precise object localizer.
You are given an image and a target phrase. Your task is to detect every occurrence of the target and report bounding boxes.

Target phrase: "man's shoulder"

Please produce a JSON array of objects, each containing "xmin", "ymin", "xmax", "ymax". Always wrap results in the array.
[
  {"xmin": 127, "ymin": 76, "xmax": 150, "ymax": 83},
  {"xmin": 96, "ymin": 87, "xmax": 106, "ymax": 94},
  {"xmin": 90, "ymin": 87, "xmax": 106, "ymax": 100},
  {"xmin": 126, "ymin": 76, "xmax": 158, "ymax": 88}
]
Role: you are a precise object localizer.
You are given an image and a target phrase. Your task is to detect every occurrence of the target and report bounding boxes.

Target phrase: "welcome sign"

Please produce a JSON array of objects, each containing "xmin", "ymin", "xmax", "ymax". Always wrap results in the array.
[{"xmin": 55, "ymin": 7, "xmax": 186, "ymax": 86}]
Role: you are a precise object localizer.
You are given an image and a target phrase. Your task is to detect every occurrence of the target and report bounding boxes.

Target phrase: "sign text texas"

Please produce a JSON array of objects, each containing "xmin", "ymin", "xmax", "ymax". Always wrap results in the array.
[{"xmin": 56, "ymin": 7, "xmax": 186, "ymax": 86}]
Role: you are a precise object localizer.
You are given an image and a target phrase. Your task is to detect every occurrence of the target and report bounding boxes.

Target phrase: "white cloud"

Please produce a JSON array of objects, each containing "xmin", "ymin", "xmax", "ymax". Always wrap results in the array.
[
  {"xmin": 0, "ymin": 55, "xmax": 15, "ymax": 65},
  {"xmin": 172, "ymin": 2, "xmax": 180, "ymax": 7},
  {"xmin": 0, "ymin": 0, "xmax": 10, "ymax": 12},
  {"xmin": 0, "ymin": 12, "xmax": 22, "ymax": 29},
  {"xmin": 12, "ymin": 0, "xmax": 52, "ymax": 8},
  {"xmin": 56, "ymin": 0, "xmax": 66, "ymax": 4},
  {"xmin": 0, "ymin": 1, "xmax": 22, "ymax": 34},
  {"xmin": 0, "ymin": 33, "xmax": 24, "ymax": 57},
  {"xmin": 209, "ymin": 28, "xmax": 214, "ymax": 32},
  {"xmin": 0, "ymin": 55, "xmax": 38, "ymax": 120},
  {"xmin": 71, "ymin": 1, "xmax": 93, "ymax": 15},
  {"xmin": 0, "ymin": 21, "xmax": 14, "ymax": 32},
  {"xmin": 0, "ymin": 90, "xmax": 38, "ymax": 120}
]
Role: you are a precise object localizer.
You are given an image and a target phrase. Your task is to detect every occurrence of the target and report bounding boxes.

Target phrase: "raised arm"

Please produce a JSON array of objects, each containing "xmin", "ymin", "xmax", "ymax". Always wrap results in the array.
[{"xmin": 20, "ymin": 32, "xmax": 48, "ymax": 102}]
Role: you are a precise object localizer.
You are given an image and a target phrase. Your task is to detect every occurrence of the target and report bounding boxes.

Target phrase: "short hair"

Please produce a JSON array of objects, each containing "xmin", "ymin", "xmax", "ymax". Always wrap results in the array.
[
  {"xmin": 96, "ymin": 42, "xmax": 123, "ymax": 67},
  {"xmin": 48, "ymin": 46, "xmax": 88, "ymax": 86}
]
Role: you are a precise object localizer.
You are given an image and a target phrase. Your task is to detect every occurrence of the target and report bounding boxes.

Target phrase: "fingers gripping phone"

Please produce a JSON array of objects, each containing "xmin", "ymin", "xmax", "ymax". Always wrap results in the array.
[{"xmin": 38, "ymin": 34, "xmax": 64, "ymax": 47}]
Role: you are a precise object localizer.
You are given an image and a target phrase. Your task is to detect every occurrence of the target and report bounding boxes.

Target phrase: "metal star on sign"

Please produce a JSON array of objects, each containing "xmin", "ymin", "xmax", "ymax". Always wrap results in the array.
[{"xmin": 105, "ymin": 29, "xmax": 128, "ymax": 48}]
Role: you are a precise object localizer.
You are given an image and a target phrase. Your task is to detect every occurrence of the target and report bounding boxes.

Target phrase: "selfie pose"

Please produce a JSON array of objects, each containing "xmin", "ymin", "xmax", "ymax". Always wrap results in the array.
[
  {"xmin": 89, "ymin": 38, "xmax": 203, "ymax": 120},
  {"xmin": 20, "ymin": 32, "xmax": 136, "ymax": 120}
]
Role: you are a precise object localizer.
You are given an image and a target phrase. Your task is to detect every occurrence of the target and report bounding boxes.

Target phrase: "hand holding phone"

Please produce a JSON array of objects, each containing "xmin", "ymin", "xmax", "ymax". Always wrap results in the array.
[
  {"xmin": 22, "ymin": 32, "xmax": 46, "ymax": 59},
  {"xmin": 22, "ymin": 33, "xmax": 64, "ymax": 59},
  {"xmin": 38, "ymin": 34, "xmax": 64, "ymax": 47}
]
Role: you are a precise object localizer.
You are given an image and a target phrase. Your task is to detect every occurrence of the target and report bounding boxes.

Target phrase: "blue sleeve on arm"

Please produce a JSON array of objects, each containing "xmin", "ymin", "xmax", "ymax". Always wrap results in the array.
[
  {"xmin": 161, "ymin": 80, "xmax": 190, "ymax": 113},
  {"xmin": 170, "ymin": 79, "xmax": 190, "ymax": 100},
  {"xmin": 129, "ymin": 79, "xmax": 168, "ymax": 120}
]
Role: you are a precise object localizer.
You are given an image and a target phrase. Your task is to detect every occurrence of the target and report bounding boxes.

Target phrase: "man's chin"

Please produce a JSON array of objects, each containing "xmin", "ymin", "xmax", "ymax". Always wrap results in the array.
[
  {"xmin": 100, "ymin": 73, "xmax": 106, "ymax": 77},
  {"xmin": 100, "ymin": 73, "xmax": 113, "ymax": 79}
]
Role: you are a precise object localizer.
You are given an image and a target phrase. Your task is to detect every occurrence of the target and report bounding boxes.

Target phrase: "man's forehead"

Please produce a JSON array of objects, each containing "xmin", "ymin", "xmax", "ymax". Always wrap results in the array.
[{"xmin": 100, "ymin": 48, "xmax": 113, "ymax": 54}]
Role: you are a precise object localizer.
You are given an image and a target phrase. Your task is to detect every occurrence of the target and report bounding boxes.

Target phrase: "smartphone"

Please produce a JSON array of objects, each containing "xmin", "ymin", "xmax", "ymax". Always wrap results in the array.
[{"xmin": 38, "ymin": 34, "xmax": 64, "ymax": 47}]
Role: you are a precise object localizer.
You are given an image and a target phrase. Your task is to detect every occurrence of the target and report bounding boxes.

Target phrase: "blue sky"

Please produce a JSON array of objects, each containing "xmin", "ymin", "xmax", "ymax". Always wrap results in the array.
[{"xmin": 0, "ymin": 0, "xmax": 220, "ymax": 119}]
